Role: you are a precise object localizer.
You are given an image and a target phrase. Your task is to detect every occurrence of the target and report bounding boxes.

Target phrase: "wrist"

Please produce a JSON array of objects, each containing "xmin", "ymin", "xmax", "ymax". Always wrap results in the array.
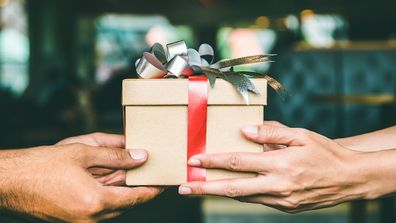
[
  {"xmin": 334, "ymin": 138, "xmax": 346, "ymax": 146},
  {"xmin": 0, "ymin": 149, "xmax": 27, "ymax": 210},
  {"xmin": 348, "ymin": 150, "xmax": 396, "ymax": 200},
  {"xmin": 335, "ymin": 137, "xmax": 358, "ymax": 150},
  {"xmin": 0, "ymin": 151, "xmax": 11, "ymax": 209}
]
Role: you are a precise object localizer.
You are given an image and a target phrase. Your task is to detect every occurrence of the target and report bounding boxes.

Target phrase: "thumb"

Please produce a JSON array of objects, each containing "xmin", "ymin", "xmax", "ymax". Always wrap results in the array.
[
  {"xmin": 79, "ymin": 145, "xmax": 148, "ymax": 169},
  {"xmin": 242, "ymin": 125, "xmax": 304, "ymax": 146}
]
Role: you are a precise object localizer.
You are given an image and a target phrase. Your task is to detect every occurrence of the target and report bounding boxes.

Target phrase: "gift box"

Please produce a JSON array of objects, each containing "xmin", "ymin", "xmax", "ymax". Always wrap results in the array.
[
  {"xmin": 122, "ymin": 40, "xmax": 285, "ymax": 186},
  {"xmin": 123, "ymin": 78, "xmax": 267, "ymax": 185}
]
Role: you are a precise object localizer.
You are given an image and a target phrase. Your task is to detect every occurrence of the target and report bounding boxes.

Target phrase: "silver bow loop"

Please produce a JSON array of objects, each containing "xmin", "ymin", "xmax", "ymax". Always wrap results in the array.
[
  {"xmin": 136, "ymin": 52, "xmax": 167, "ymax": 79},
  {"xmin": 198, "ymin": 43, "xmax": 215, "ymax": 65},
  {"xmin": 187, "ymin": 49, "xmax": 202, "ymax": 67},
  {"xmin": 166, "ymin": 56, "xmax": 189, "ymax": 77},
  {"xmin": 136, "ymin": 40, "xmax": 193, "ymax": 78},
  {"xmin": 150, "ymin": 43, "xmax": 167, "ymax": 64},
  {"xmin": 166, "ymin": 41, "xmax": 188, "ymax": 61}
]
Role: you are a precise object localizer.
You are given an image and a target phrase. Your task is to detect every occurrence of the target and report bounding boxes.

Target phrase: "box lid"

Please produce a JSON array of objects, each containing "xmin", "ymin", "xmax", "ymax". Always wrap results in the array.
[{"xmin": 122, "ymin": 78, "xmax": 267, "ymax": 106}]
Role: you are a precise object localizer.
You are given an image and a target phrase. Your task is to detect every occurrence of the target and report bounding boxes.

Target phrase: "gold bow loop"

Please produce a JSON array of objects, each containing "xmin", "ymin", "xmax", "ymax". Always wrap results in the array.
[{"xmin": 135, "ymin": 40, "xmax": 288, "ymax": 102}]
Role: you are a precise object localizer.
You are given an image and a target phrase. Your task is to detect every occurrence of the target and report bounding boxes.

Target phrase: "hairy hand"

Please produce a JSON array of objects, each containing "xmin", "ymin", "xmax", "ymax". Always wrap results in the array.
[
  {"xmin": 0, "ymin": 142, "xmax": 161, "ymax": 222},
  {"xmin": 57, "ymin": 133, "xmax": 130, "ymax": 186}
]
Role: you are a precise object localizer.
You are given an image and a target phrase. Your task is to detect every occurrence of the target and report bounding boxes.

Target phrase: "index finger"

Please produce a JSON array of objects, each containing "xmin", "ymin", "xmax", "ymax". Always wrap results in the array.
[
  {"xmin": 90, "ymin": 133, "xmax": 125, "ymax": 148},
  {"xmin": 179, "ymin": 177, "xmax": 265, "ymax": 197},
  {"xmin": 188, "ymin": 152, "xmax": 274, "ymax": 172},
  {"xmin": 103, "ymin": 187, "xmax": 163, "ymax": 210},
  {"xmin": 57, "ymin": 133, "xmax": 124, "ymax": 148},
  {"xmin": 242, "ymin": 125, "xmax": 304, "ymax": 146}
]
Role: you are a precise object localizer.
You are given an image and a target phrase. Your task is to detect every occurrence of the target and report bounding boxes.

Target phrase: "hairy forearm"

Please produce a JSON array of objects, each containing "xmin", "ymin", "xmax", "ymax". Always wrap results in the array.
[
  {"xmin": 0, "ymin": 149, "xmax": 24, "ymax": 210},
  {"xmin": 0, "ymin": 148, "xmax": 40, "ymax": 212},
  {"xmin": 336, "ymin": 125, "xmax": 396, "ymax": 152}
]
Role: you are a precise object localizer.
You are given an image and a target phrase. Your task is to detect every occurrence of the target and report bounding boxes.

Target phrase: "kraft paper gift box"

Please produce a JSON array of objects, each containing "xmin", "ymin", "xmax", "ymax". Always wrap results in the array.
[{"xmin": 123, "ymin": 78, "xmax": 267, "ymax": 186}]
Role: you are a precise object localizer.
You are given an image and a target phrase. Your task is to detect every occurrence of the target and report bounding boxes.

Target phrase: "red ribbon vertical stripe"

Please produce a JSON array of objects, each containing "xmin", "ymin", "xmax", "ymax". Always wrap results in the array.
[{"xmin": 187, "ymin": 76, "xmax": 208, "ymax": 182}]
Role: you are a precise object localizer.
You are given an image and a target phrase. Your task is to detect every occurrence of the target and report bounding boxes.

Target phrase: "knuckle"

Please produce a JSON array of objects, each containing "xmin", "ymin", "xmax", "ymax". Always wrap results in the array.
[
  {"xmin": 272, "ymin": 183, "xmax": 292, "ymax": 196},
  {"xmin": 224, "ymin": 184, "xmax": 241, "ymax": 197},
  {"xmin": 107, "ymin": 149, "xmax": 128, "ymax": 161},
  {"xmin": 203, "ymin": 156, "xmax": 214, "ymax": 168},
  {"xmin": 295, "ymin": 128, "xmax": 313, "ymax": 140},
  {"xmin": 194, "ymin": 185, "xmax": 207, "ymax": 195},
  {"xmin": 275, "ymin": 160, "xmax": 291, "ymax": 171},
  {"xmin": 90, "ymin": 132, "xmax": 104, "ymax": 139},
  {"xmin": 227, "ymin": 154, "xmax": 241, "ymax": 171},
  {"xmin": 76, "ymin": 192, "xmax": 104, "ymax": 217},
  {"xmin": 56, "ymin": 138, "xmax": 72, "ymax": 146},
  {"xmin": 260, "ymin": 126, "xmax": 280, "ymax": 140},
  {"xmin": 68, "ymin": 143, "xmax": 88, "ymax": 152},
  {"xmin": 128, "ymin": 195, "xmax": 144, "ymax": 207},
  {"xmin": 62, "ymin": 143, "xmax": 89, "ymax": 160},
  {"xmin": 53, "ymin": 143, "xmax": 79, "ymax": 163},
  {"xmin": 279, "ymin": 190, "xmax": 293, "ymax": 197},
  {"xmin": 282, "ymin": 197, "xmax": 300, "ymax": 210},
  {"xmin": 279, "ymin": 201, "xmax": 296, "ymax": 211},
  {"xmin": 257, "ymin": 125, "xmax": 265, "ymax": 135},
  {"xmin": 133, "ymin": 195, "xmax": 143, "ymax": 206}
]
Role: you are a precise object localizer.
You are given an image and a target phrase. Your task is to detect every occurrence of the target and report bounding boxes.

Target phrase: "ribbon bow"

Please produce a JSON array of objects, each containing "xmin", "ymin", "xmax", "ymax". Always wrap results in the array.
[{"xmin": 135, "ymin": 40, "xmax": 287, "ymax": 103}]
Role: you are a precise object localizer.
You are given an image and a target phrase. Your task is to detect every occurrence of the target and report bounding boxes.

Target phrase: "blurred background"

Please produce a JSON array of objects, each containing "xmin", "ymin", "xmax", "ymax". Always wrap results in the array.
[{"xmin": 0, "ymin": 0, "xmax": 396, "ymax": 222}]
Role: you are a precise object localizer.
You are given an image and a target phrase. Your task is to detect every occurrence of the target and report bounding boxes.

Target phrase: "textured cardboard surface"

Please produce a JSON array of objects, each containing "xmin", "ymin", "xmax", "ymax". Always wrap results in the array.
[
  {"xmin": 125, "ymin": 106, "xmax": 187, "ymax": 185},
  {"xmin": 122, "ymin": 79, "xmax": 267, "ymax": 106},
  {"xmin": 124, "ymin": 78, "xmax": 266, "ymax": 185}
]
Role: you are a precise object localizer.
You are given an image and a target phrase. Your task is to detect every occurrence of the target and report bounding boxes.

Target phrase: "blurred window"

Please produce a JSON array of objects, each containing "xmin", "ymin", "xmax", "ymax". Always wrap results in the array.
[
  {"xmin": 0, "ymin": 0, "xmax": 29, "ymax": 96},
  {"xmin": 95, "ymin": 14, "xmax": 194, "ymax": 83},
  {"xmin": 217, "ymin": 22, "xmax": 277, "ymax": 72},
  {"xmin": 300, "ymin": 9, "xmax": 348, "ymax": 48}
]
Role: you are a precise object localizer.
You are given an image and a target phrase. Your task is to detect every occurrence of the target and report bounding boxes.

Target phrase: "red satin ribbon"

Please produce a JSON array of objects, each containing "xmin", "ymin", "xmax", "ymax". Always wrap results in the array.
[{"xmin": 187, "ymin": 76, "xmax": 208, "ymax": 182}]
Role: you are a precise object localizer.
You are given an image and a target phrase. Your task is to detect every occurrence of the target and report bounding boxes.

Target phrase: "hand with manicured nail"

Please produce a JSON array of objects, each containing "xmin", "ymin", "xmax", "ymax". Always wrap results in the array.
[
  {"xmin": 0, "ymin": 133, "xmax": 162, "ymax": 222},
  {"xmin": 179, "ymin": 122, "xmax": 396, "ymax": 213}
]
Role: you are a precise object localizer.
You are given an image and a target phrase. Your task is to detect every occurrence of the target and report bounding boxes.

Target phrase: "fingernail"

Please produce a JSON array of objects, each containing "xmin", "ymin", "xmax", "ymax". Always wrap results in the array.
[
  {"xmin": 188, "ymin": 158, "xmax": 201, "ymax": 167},
  {"xmin": 129, "ymin": 149, "xmax": 147, "ymax": 160},
  {"xmin": 179, "ymin": 186, "xmax": 192, "ymax": 195},
  {"xmin": 242, "ymin": 125, "xmax": 258, "ymax": 136}
]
